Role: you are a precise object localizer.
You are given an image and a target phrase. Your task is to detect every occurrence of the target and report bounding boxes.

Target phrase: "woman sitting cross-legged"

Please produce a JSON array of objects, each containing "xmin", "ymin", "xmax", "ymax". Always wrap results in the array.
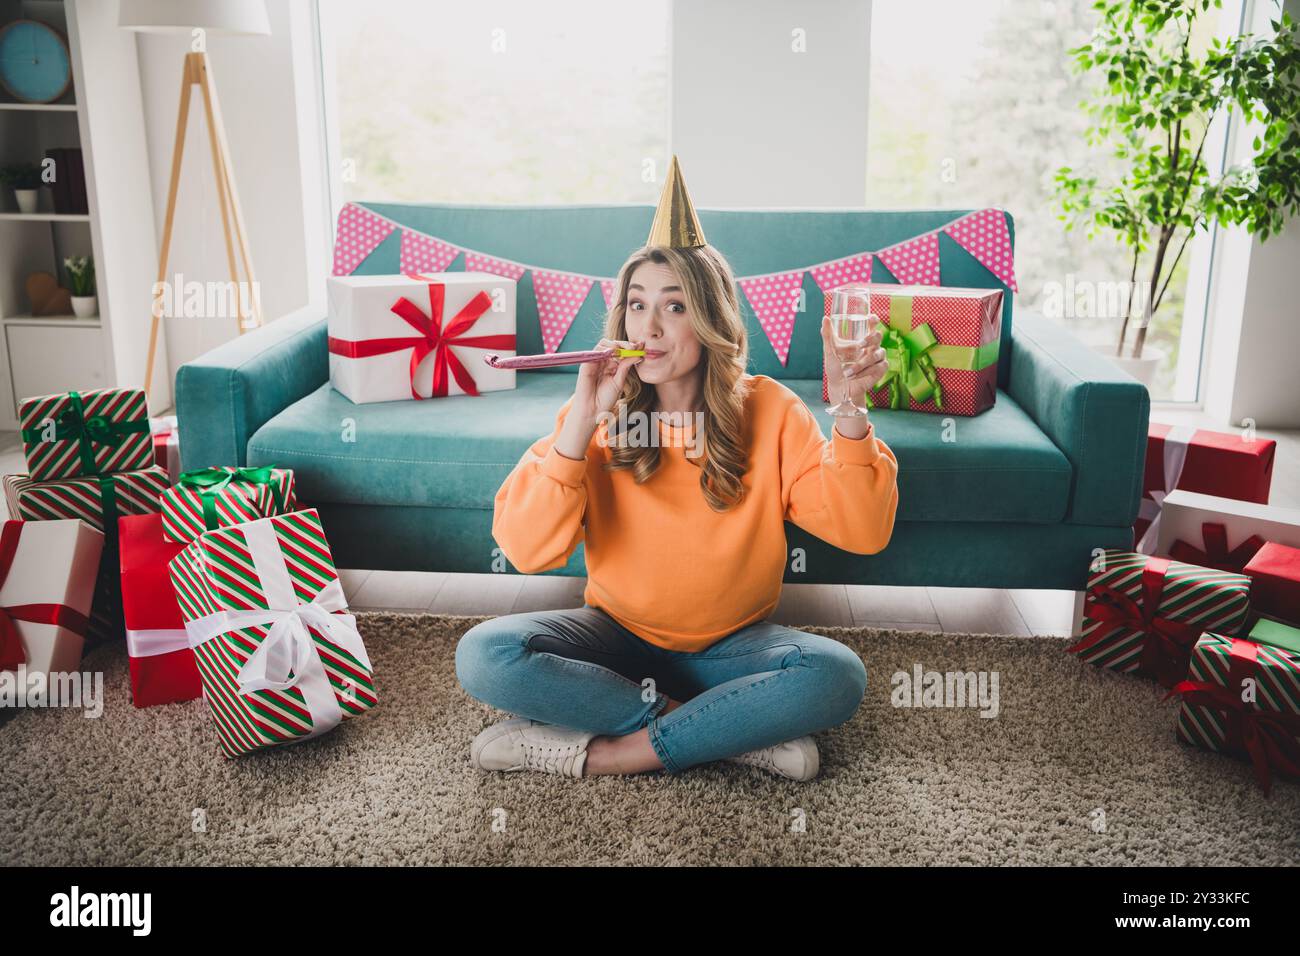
[{"xmin": 455, "ymin": 164, "xmax": 898, "ymax": 782}]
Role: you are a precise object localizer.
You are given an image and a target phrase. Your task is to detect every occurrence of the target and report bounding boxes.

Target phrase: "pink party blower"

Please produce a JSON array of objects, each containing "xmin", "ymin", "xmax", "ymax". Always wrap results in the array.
[{"xmin": 484, "ymin": 347, "xmax": 645, "ymax": 370}]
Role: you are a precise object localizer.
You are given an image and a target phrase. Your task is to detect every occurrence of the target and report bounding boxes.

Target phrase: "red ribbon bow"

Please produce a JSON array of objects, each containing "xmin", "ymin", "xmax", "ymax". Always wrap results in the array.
[
  {"xmin": 0, "ymin": 520, "xmax": 91, "ymax": 670},
  {"xmin": 1164, "ymin": 638, "xmax": 1300, "ymax": 796},
  {"xmin": 327, "ymin": 275, "xmax": 516, "ymax": 399},
  {"xmin": 1169, "ymin": 521, "xmax": 1266, "ymax": 574},
  {"xmin": 1066, "ymin": 556, "xmax": 1204, "ymax": 688}
]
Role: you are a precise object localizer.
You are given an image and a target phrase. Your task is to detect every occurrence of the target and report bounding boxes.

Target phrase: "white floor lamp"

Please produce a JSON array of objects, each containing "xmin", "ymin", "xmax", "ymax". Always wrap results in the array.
[{"xmin": 118, "ymin": 0, "xmax": 270, "ymax": 401}]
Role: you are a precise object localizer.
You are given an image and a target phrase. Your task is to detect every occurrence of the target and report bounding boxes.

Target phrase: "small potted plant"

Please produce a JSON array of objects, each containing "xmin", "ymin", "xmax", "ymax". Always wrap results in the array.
[
  {"xmin": 1054, "ymin": 1, "xmax": 1300, "ymax": 387},
  {"xmin": 0, "ymin": 163, "xmax": 44, "ymax": 214},
  {"xmin": 64, "ymin": 255, "xmax": 96, "ymax": 318}
]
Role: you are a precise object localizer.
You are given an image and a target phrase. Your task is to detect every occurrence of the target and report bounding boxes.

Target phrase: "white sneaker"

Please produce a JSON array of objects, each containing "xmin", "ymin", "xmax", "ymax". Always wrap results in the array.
[
  {"xmin": 725, "ymin": 735, "xmax": 820, "ymax": 781},
  {"xmin": 470, "ymin": 717, "xmax": 595, "ymax": 778}
]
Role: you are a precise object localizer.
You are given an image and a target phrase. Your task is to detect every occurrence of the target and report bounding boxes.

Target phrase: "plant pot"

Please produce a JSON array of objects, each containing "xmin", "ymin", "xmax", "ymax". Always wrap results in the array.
[
  {"xmin": 71, "ymin": 295, "xmax": 97, "ymax": 319},
  {"xmin": 14, "ymin": 189, "xmax": 39, "ymax": 214},
  {"xmin": 1092, "ymin": 342, "xmax": 1166, "ymax": 388}
]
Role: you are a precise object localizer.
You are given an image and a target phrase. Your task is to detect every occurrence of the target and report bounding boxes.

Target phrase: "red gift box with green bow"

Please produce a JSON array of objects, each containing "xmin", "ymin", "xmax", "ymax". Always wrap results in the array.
[{"xmin": 820, "ymin": 285, "xmax": 1003, "ymax": 416}]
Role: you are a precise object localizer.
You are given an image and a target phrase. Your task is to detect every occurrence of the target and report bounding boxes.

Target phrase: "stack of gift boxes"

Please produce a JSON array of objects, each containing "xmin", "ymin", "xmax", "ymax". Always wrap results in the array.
[
  {"xmin": 1068, "ymin": 421, "xmax": 1300, "ymax": 795},
  {"xmin": 1, "ymin": 385, "xmax": 377, "ymax": 758}
]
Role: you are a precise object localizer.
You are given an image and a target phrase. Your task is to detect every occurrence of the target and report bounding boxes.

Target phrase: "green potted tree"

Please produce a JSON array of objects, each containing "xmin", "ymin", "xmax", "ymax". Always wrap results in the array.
[
  {"xmin": 0, "ymin": 163, "xmax": 44, "ymax": 214},
  {"xmin": 1055, "ymin": 0, "xmax": 1300, "ymax": 387},
  {"xmin": 64, "ymin": 255, "xmax": 96, "ymax": 318}
]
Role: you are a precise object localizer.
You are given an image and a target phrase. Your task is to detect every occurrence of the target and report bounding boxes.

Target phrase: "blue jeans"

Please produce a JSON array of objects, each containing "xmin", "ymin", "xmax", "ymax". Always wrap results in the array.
[{"xmin": 454, "ymin": 604, "xmax": 867, "ymax": 774}]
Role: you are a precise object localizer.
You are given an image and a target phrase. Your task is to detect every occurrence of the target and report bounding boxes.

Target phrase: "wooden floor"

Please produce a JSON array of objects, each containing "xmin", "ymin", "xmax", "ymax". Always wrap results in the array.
[{"xmin": 4, "ymin": 405, "xmax": 1294, "ymax": 638}]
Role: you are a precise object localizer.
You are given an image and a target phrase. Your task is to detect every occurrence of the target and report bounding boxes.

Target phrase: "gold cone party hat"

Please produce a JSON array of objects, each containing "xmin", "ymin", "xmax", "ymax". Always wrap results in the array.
[{"xmin": 646, "ymin": 154, "xmax": 707, "ymax": 248}]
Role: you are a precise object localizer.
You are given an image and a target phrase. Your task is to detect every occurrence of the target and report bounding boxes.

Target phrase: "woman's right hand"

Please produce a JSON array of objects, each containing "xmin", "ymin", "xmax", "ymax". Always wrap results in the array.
[{"xmin": 572, "ymin": 338, "xmax": 646, "ymax": 424}]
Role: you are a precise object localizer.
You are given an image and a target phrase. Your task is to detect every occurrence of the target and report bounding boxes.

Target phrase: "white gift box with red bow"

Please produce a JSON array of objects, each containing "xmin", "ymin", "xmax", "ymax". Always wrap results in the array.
[{"xmin": 326, "ymin": 273, "xmax": 517, "ymax": 404}]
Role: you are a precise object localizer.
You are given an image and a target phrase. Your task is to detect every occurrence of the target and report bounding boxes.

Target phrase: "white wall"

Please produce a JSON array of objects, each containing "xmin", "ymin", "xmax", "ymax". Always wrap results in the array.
[
  {"xmin": 133, "ymin": 0, "xmax": 328, "ymax": 390},
  {"xmin": 670, "ymin": 0, "xmax": 871, "ymax": 207}
]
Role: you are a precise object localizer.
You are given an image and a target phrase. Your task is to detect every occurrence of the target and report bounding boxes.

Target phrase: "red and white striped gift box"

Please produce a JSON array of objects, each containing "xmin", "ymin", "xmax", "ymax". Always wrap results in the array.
[
  {"xmin": 168, "ymin": 509, "xmax": 377, "ymax": 758},
  {"xmin": 3, "ymin": 466, "xmax": 169, "ymax": 532},
  {"xmin": 160, "ymin": 466, "xmax": 296, "ymax": 544},
  {"xmin": 19, "ymin": 387, "xmax": 154, "ymax": 481}
]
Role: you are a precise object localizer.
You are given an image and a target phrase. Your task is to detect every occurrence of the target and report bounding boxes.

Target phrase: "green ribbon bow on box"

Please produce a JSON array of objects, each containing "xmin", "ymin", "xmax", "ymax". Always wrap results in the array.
[
  {"xmin": 20, "ymin": 391, "xmax": 150, "ymax": 476},
  {"xmin": 861, "ymin": 296, "xmax": 999, "ymax": 411},
  {"xmin": 176, "ymin": 465, "xmax": 288, "ymax": 531}
]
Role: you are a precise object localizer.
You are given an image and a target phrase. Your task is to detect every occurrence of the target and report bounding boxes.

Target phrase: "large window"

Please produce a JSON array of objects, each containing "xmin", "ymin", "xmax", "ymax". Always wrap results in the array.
[
  {"xmin": 867, "ymin": 0, "xmax": 1243, "ymax": 402},
  {"xmin": 320, "ymin": 0, "xmax": 669, "ymax": 205}
]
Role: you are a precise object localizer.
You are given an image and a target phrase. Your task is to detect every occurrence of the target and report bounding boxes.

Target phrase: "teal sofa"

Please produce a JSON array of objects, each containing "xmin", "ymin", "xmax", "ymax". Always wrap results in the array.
[{"xmin": 175, "ymin": 203, "xmax": 1150, "ymax": 589}]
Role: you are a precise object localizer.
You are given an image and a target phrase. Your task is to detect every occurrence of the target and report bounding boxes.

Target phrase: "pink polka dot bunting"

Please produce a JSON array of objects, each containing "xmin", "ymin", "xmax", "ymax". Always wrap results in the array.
[
  {"xmin": 533, "ymin": 270, "xmax": 594, "ymax": 353},
  {"xmin": 876, "ymin": 232, "xmax": 941, "ymax": 286},
  {"xmin": 738, "ymin": 269, "xmax": 807, "ymax": 367},
  {"xmin": 943, "ymin": 208, "xmax": 1019, "ymax": 292},
  {"xmin": 809, "ymin": 252, "xmax": 872, "ymax": 293},
  {"xmin": 600, "ymin": 279, "xmax": 617, "ymax": 311},
  {"xmin": 463, "ymin": 252, "xmax": 527, "ymax": 282},
  {"xmin": 400, "ymin": 229, "xmax": 460, "ymax": 274},
  {"xmin": 332, "ymin": 203, "xmax": 396, "ymax": 276}
]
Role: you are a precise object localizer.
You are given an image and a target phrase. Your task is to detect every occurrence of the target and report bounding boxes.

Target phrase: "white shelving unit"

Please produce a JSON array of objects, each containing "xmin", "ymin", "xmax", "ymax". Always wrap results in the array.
[{"xmin": 0, "ymin": 0, "xmax": 166, "ymax": 429}]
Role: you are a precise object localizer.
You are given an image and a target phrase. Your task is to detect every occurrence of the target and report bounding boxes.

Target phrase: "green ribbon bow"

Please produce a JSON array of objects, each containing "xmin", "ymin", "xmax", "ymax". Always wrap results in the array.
[
  {"xmin": 176, "ymin": 466, "xmax": 287, "ymax": 531},
  {"xmin": 868, "ymin": 298, "xmax": 944, "ymax": 411},
  {"xmin": 20, "ymin": 391, "xmax": 150, "ymax": 476}
]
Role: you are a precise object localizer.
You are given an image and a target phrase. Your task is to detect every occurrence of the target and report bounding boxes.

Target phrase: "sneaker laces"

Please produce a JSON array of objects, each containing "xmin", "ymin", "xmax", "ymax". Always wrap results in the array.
[
  {"xmin": 521, "ymin": 739, "xmax": 584, "ymax": 776},
  {"xmin": 731, "ymin": 746, "xmax": 775, "ymax": 769}
]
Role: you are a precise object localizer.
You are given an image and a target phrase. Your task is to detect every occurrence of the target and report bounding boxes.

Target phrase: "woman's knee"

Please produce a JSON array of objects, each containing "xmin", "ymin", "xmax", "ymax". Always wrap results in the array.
[
  {"xmin": 454, "ymin": 617, "xmax": 527, "ymax": 700},
  {"xmin": 800, "ymin": 638, "xmax": 868, "ymax": 725}
]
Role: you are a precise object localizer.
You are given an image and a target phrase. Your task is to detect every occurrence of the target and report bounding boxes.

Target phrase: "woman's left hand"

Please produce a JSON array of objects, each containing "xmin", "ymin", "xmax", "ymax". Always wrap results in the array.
[{"xmin": 822, "ymin": 315, "xmax": 889, "ymax": 406}]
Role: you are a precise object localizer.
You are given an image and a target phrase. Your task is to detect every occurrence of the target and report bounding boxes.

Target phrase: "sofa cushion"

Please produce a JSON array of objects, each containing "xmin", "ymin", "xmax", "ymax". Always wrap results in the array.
[{"xmin": 247, "ymin": 372, "xmax": 1072, "ymax": 524}]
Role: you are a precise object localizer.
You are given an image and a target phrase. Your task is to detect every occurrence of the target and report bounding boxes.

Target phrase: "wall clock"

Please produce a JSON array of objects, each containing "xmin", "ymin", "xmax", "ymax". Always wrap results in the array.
[{"xmin": 0, "ymin": 20, "xmax": 72, "ymax": 104}]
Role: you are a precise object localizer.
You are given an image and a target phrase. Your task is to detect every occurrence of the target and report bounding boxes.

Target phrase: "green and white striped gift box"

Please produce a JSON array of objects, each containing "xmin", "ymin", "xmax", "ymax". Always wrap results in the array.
[
  {"xmin": 3, "ymin": 467, "xmax": 169, "ymax": 532},
  {"xmin": 1173, "ymin": 633, "xmax": 1300, "ymax": 791},
  {"xmin": 1070, "ymin": 549, "xmax": 1250, "ymax": 684},
  {"xmin": 1177, "ymin": 634, "xmax": 1300, "ymax": 751},
  {"xmin": 19, "ymin": 387, "xmax": 153, "ymax": 481},
  {"xmin": 168, "ymin": 508, "xmax": 377, "ymax": 759},
  {"xmin": 160, "ymin": 466, "xmax": 296, "ymax": 544}
]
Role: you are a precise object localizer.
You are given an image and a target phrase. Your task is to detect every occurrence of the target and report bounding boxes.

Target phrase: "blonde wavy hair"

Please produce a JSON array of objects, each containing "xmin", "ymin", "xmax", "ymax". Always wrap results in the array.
[{"xmin": 600, "ymin": 244, "xmax": 752, "ymax": 511}]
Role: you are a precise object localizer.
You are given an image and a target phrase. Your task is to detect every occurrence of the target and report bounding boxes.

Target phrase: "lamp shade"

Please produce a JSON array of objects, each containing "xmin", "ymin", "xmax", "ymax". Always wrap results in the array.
[{"xmin": 117, "ymin": 0, "xmax": 270, "ymax": 35}]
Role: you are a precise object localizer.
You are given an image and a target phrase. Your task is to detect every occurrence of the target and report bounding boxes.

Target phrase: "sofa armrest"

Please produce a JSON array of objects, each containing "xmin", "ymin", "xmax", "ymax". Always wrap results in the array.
[
  {"xmin": 1008, "ymin": 311, "xmax": 1150, "ymax": 527},
  {"xmin": 175, "ymin": 306, "xmax": 328, "ymax": 470}
]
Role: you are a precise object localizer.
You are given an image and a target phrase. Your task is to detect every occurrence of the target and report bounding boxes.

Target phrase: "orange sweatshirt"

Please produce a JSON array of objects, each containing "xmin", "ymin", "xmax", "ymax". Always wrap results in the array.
[{"xmin": 491, "ymin": 373, "xmax": 899, "ymax": 653}]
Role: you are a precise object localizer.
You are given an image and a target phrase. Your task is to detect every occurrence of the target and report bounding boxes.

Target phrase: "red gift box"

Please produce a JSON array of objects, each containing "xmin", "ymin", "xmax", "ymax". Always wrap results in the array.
[
  {"xmin": 1134, "ymin": 423, "xmax": 1275, "ymax": 553},
  {"xmin": 820, "ymin": 285, "xmax": 1003, "ymax": 417},
  {"xmin": 120, "ymin": 512, "xmax": 201, "ymax": 707},
  {"xmin": 1243, "ymin": 541, "xmax": 1300, "ymax": 626}
]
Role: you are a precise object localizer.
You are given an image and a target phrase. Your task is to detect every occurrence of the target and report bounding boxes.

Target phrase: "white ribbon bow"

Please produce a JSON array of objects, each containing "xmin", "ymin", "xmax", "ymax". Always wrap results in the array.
[
  {"xmin": 184, "ymin": 518, "xmax": 372, "ymax": 741},
  {"xmin": 1135, "ymin": 424, "xmax": 1196, "ymax": 554}
]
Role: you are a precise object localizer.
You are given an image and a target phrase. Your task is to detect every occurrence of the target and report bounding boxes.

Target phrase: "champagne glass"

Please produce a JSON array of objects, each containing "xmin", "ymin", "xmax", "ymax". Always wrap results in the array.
[{"xmin": 825, "ymin": 288, "xmax": 874, "ymax": 418}]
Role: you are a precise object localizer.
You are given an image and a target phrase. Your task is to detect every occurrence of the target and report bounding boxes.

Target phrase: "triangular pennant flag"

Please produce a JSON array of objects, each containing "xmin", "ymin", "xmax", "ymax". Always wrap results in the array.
[
  {"xmin": 875, "ymin": 231, "xmax": 941, "ymax": 286},
  {"xmin": 533, "ymin": 270, "xmax": 595, "ymax": 352},
  {"xmin": 400, "ymin": 229, "xmax": 460, "ymax": 274},
  {"xmin": 332, "ymin": 203, "xmax": 396, "ymax": 275},
  {"xmin": 600, "ymin": 279, "xmax": 617, "ymax": 311},
  {"xmin": 464, "ymin": 252, "xmax": 527, "ymax": 281},
  {"xmin": 808, "ymin": 252, "xmax": 873, "ymax": 294},
  {"xmin": 943, "ymin": 208, "xmax": 1019, "ymax": 292},
  {"xmin": 738, "ymin": 270, "xmax": 807, "ymax": 367}
]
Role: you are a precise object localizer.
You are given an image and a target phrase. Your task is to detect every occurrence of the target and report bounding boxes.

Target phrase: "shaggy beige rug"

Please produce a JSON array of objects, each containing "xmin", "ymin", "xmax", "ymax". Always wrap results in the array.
[{"xmin": 1, "ymin": 612, "xmax": 1296, "ymax": 866}]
